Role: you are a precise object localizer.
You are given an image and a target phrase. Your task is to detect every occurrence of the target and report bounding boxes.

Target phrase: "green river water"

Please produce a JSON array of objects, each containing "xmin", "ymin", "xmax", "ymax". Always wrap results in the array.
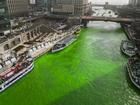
[{"xmin": 0, "ymin": 21, "xmax": 140, "ymax": 105}]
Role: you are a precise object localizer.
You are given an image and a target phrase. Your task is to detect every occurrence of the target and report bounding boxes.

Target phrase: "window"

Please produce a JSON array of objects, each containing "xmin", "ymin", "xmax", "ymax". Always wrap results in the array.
[
  {"xmin": 4, "ymin": 44, "xmax": 10, "ymax": 51},
  {"xmin": 0, "ymin": 8, "xmax": 5, "ymax": 14}
]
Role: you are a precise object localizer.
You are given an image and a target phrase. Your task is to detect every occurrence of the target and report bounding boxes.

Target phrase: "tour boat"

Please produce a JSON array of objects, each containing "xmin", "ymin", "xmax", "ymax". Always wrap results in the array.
[
  {"xmin": 0, "ymin": 52, "xmax": 34, "ymax": 92},
  {"xmin": 121, "ymin": 40, "xmax": 137, "ymax": 57},
  {"xmin": 127, "ymin": 58, "xmax": 140, "ymax": 89},
  {"xmin": 51, "ymin": 35, "xmax": 77, "ymax": 53}
]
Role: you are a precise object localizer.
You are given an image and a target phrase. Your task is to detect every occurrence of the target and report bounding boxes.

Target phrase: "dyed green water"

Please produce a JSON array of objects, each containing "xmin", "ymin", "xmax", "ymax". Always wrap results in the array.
[{"xmin": 0, "ymin": 21, "xmax": 140, "ymax": 105}]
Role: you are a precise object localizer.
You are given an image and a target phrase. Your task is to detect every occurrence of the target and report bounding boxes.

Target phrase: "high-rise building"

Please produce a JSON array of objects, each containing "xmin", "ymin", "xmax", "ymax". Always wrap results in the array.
[
  {"xmin": 29, "ymin": 0, "xmax": 48, "ymax": 13},
  {"xmin": 0, "ymin": 0, "xmax": 29, "ymax": 32},
  {"xmin": 7, "ymin": 0, "xmax": 29, "ymax": 17},
  {"xmin": 49, "ymin": 0, "xmax": 90, "ymax": 16},
  {"xmin": 0, "ymin": 0, "xmax": 10, "ymax": 30},
  {"xmin": 36, "ymin": 0, "xmax": 45, "ymax": 11},
  {"xmin": 129, "ymin": 0, "xmax": 140, "ymax": 6},
  {"xmin": 0, "ymin": 0, "xmax": 29, "ymax": 18}
]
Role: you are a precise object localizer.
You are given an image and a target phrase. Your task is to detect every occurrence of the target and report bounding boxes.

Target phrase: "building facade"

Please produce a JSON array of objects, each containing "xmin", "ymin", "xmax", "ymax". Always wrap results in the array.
[
  {"xmin": 0, "ymin": 0, "xmax": 30, "ymax": 33},
  {"xmin": 29, "ymin": 0, "xmax": 48, "ymax": 13},
  {"xmin": 0, "ymin": 0, "xmax": 10, "ymax": 30},
  {"xmin": 0, "ymin": 23, "xmax": 42, "ymax": 56},
  {"xmin": 0, "ymin": 0, "xmax": 29, "ymax": 19},
  {"xmin": 129, "ymin": 0, "xmax": 140, "ymax": 6},
  {"xmin": 49, "ymin": 0, "xmax": 90, "ymax": 16},
  {"xmin": 36, "ymin": 0, "xmax": 48, "ymax": 11},
  {"xmin": 7, "ymin": 0, "xmax": 29, "ymax": 17}
]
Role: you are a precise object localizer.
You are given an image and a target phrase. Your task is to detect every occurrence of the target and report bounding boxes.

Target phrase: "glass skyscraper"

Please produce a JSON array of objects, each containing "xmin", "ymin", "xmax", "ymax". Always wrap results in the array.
[
  {"xmin": 0, "ymin": 0, "xmax": 10, "ymax": 30},
  {"xmin": 48, "ymin": 0, "xmax": 90, "ymax": 15},
  {"xmin": 129, "ymin": 0, "xmax": 140, "ymax": 6}
]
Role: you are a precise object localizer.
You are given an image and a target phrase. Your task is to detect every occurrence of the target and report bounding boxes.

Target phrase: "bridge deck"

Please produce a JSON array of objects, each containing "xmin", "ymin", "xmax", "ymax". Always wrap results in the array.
[
  {"xmin": 81, "ymin": 16, "xmax": 135, "ymax": 23},
  {"xmin": 44, "ymin": 15, "xmax": 139, "ymax": 23}
]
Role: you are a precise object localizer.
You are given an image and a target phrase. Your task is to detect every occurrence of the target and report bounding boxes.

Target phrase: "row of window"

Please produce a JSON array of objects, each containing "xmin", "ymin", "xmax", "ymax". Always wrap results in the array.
[
  {"xmin": 4, "ymin": 38, "xmax": 21, "ymax": 51},
  {"xmin": 129, "ymin": 0, "xmax": 140, "ymax": 6},
  {"xmin": 7, "ymin": 0, "xmax": 29, "ymax": 15}
]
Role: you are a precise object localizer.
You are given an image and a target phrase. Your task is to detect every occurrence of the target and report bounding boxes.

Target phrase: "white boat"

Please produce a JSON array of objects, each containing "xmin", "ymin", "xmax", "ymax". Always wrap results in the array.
[
  {"xmin": 51, "ymin": 35, "xmax": 77, "ymax": 53},
  {"xmin": 0, "ymin": 52, "xmax": 34, "ymax": 92}
]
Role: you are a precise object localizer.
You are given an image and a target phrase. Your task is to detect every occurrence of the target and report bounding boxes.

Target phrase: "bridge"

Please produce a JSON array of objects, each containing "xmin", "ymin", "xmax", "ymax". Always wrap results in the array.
[
  {"xmin": 80, "ymin": 16, "xmax": 139, "ymax": 27},
  {"xmin": 68, "ymin": 16, "xmax": 138, "ymax": 27},
  {"xmin": 46, "ymin": 14, "xmax": 135, "ymax": 23},
  {"xmin": 68, "ymin": 16, "xmax": 136, "ymax": 23},
  {"xmin": 81, "ymin": 16, "xmax": 135, "ymax": 23},
  {"xmin": 91, "ymin": 4, "xmax": 124, "ymax": 8},
  {"xmin": 29, "ymin": 14, "xmax": 139, "ymax": 28}
]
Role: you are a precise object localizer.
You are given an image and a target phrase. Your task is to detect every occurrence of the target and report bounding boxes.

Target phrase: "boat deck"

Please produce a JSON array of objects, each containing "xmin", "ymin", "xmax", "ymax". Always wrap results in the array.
[{"xmin": 121, "ymin": 40, "xmax": 137, "ymax": 57}]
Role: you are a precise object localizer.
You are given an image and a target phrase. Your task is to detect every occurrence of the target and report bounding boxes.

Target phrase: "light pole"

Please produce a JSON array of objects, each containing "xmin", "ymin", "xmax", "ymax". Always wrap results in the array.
[{"xmin": 7, "ymin": 5, "xmax": 12, "ymax": 35}]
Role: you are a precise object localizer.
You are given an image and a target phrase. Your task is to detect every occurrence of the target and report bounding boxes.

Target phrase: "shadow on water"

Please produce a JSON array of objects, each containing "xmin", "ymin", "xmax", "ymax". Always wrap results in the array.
[
  {"xmin": 98, "ymin": 28, "xmax": 124, "ymax": 33},
  {"xmin": 49, "ymin": 66, "xmax": 128, "ymax": 105}
]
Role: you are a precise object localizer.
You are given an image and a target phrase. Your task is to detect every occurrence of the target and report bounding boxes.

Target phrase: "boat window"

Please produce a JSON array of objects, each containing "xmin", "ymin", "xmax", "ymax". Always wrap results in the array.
[{"xmin": 27, "ymin": 58, "xmax": 33, "ymax": 62}]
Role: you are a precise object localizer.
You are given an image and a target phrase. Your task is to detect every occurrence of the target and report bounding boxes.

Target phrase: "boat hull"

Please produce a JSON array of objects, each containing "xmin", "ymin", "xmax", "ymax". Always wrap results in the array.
[
  {"xmin": 52, "ymin": 37, "xmax": 77, "ymax": 53},
  {"xmin": 127, "ymin": 62, "xmax": 140, "ymax": 89},
  {"xmin": 0, "ymin": 63, "xmax": 34, "ymax": 92}
]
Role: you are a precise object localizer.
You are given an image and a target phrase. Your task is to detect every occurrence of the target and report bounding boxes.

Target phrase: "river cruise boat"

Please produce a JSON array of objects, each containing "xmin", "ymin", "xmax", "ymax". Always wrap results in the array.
[
  {"xmin": 51, "ymin": 35, "xmax": 77, "ymax": 53},
  {"xmin": 0, "ymin": 51, "xmax": 34, "ymax": 92},
  {"xmin": 127, "ymin": 58, "xmax": 140, "ymax": 89},
  {"xmin": 121, "ymin": 40, "xmax": 137, "ymax": 57}
]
